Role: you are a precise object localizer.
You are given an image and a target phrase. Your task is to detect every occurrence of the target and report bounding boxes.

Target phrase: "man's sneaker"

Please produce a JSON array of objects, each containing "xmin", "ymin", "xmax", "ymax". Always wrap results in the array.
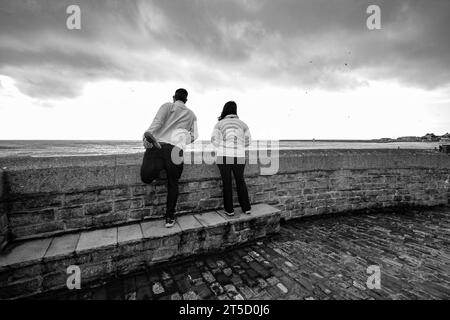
[
  {"xmin": 165, "ymin": 218, "xmax": 175, "ymax": 228},
  {"xmin": 225, "ymin": 211, "xmax": 235, "ymax": 217},
  {"xmin": 245, "ymin": 210, "xmax": 251, "ymax": 215}
]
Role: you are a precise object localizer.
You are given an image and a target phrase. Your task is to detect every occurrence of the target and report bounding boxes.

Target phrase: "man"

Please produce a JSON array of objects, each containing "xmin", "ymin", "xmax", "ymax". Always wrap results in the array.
[{"xmin": 141, "ymin": 88, "xmax": 198, "ymax": 227}]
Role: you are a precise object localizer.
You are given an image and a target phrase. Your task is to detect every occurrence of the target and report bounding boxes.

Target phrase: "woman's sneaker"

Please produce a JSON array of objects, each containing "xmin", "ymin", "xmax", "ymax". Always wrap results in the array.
[
  {"xmin": 165, "ymin": 218, "xmax": 176, "ymax": 228},
  {"xmin": 225, "ymin": 211, "xmax": 235, "ymax": 217},
  {"xmin": 245, "ymin": 210, "xmax": 251, "ymax": 215}
]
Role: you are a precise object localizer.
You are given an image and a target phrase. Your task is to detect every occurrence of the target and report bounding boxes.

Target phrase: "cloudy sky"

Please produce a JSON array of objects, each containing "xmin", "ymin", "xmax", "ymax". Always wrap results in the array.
[{"xmin": 1, "ymin": 0, "xmax": 449, "ymax": 140}]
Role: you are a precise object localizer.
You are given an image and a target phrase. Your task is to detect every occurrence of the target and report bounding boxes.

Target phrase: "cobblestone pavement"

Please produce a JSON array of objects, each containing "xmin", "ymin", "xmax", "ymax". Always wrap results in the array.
[{"xmin": 38, "ymin": 207, "xmax": 450, "ymax": 300}]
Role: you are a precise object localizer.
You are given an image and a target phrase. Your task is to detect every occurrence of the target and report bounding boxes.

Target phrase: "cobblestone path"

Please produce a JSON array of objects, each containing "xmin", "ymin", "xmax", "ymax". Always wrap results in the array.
[{"xmin": 38, "ymin": 207, "xmax": 450, "ymax": 300}]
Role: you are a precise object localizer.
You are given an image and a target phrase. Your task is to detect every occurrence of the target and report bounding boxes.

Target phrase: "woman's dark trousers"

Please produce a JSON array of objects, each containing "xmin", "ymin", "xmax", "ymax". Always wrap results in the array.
[{"xmin": 217, "ymin": 156, "xmax": 251, "ymax": 213}]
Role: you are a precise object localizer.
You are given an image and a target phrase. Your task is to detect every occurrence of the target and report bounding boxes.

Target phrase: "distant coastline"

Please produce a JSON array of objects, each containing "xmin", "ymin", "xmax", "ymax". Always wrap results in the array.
[
  {"xmin": 281, "ymin": 132, "xmax": 450, "ymax": 143},
  {"xmin": 0, "ymin": 139, "xmax": 442, "ymax": 159}
]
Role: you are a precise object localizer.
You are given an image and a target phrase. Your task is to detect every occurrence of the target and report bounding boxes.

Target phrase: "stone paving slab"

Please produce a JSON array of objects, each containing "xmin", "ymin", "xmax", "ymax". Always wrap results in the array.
[
  {"xmin": 0, "ymin": 238, "xmax": 52, "ymax": 268},
  {"xmin": 35, "ymin": 206, "xmax": 450, "ymax": 300},
  {"xmin": 44, "ymin": 234, "xmax": 80, "ymax": 259},
  {"xmin": 249, "ymin": 203, "xmax": 281, "ymax": 217},
  {"xmin": 194, "ymin": 211, "xmax": 228, "ymax": 228},
  {"xmin": 141, "ymin": 219, "xmax": 182, "ymax": 238},
  {"xmin": 76, "ymin": 227, "xmax": 117, "ymax": 253},
  {"xmin": 176, "ymin": 215, "xmax": 203, "ymax": 232},
  {"xmin": 217, "ymin": 204, "xmax": 281, "ymax": 222},
  {"xmin": 217, "ymin": 208, "xmax": 249, "ymax": 220},
  {"xmin": 118, "ymin": 224, "xmax": 143, "ymax": 244}
]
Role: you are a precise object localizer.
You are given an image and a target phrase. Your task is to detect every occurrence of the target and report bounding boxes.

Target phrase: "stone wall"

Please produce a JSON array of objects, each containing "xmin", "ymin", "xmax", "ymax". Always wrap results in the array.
[
  {"xmin": 0, "ymin": 168, "xmax": 8, "ymax": 250},
  {"xmin": 1, "ymin": 149, "xmax": 449, "ymax": 241}
]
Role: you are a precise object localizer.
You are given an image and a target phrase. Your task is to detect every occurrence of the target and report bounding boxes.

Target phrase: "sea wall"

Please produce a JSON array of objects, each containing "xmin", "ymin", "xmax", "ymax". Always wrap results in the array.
[
  {"xmin": 0, "ymin": 169, "xmax": 8, "ymax": 250},
  {"xmin": 0, "ymin": 149, "xmax": 449, "ymax": 241}
]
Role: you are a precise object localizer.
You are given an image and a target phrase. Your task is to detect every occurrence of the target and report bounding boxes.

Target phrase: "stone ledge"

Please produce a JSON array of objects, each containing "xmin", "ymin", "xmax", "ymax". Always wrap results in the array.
[
  {"xmin": 0, "ymin": 203, "xmax": 280, "ymax": 299},
  {"xmin": 4, "ymin": 149, "xmax": 450, "ymax": 196},
  {"xmin": 0, "ymin": 168, "xmax": 7, "ymax": 251}
]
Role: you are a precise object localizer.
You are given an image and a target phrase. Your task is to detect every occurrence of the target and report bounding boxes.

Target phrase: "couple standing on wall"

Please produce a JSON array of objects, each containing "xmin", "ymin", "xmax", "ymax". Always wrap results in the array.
[{"xmin": 140, "ymin": 88, "xmax": 252, "ymax": 228}]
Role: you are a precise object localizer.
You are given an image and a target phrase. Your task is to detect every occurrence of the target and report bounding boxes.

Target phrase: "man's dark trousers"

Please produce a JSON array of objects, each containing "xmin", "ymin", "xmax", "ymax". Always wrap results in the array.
[{"xmin": 140, "ymin": 143, "xmax": 183, "ymax": 220}]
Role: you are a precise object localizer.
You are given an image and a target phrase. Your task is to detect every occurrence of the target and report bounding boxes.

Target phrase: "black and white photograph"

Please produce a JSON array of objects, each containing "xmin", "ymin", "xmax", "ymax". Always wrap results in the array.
[{"xmin": 0, "ymin": 0, "xmax": 449, "ymax": 307}]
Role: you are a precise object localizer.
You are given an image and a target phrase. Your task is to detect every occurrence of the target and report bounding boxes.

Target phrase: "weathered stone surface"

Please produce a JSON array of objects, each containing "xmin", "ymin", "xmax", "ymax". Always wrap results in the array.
[
  {"xmin": 7, "ymin": 165, "xmax": 116, "ymax": 195},
  {"xmin": 141, "ymin": 219, "xmax": 181, "ymax": 238},
  {"xmin": 34, "ymin": 207, "xmax": 450, "ymax": 301},
  {"xmin": 250, "ymin": 203, "xmax": 281, "ymax": 216},
  {"xmin": 176, "ymin": 215, "xmax": 203, "ymax": 232},
  {"xmin": 195, "ymin": 211, "xmax": 228, "ymax": 228},
  {"xmin": 9, "ymin": 209, "xmax": 55, "ymax": 227},
  {"xmin": 217, "ymin": 204, "xmax": 281, "ymax": 227},
  {"xmin": 44, "ymin": 233, "xmax": 80, "ymax": 259},
  {"xmin": 85, "ymin": 202, "xmax": 113, "ymax": 216},
  {"xmin": 118, "ymin": 224, "xmax": 143, "ymax": 244},
  {"xmin": 0, "ymin": 238, "xmax": 52, "ymax": 267},
  {"xmin": 76, "ymin": 227, "xmax": 117, "ymax": 252},
  {"xmin": 1, "ymin": 203, "xmax": 281, "ymax": 299},
  {"xmin": 2, "ymin": 150, "xmax": 450, "ymax": 239},
  {"xmin": 0, "ymin": 168, "xmax": 8, "ymax": 251}
]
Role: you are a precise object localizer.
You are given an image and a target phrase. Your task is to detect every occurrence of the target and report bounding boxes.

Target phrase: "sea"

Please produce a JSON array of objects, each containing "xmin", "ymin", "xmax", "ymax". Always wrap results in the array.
[{"xmin": 0, "ymin": 140, "xmax": 441, "ymax": 158}]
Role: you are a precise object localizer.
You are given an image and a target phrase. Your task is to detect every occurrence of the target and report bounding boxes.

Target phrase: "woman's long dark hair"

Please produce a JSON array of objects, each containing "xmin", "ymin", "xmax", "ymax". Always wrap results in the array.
[{"xmin": 218, "ymin": 101, "xmax": 237, "ymax": 121}]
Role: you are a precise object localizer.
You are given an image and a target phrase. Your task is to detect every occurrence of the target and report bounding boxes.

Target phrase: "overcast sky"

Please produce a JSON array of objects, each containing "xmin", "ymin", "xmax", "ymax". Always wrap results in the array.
[{"xmin": 1, "ymin": 0, "xmax": 449, "ymax": 140}]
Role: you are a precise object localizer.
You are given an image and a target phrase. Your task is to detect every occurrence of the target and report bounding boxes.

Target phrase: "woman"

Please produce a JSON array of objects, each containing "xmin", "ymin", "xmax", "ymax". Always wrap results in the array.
[{"xmin": 211, "ymin": 101, "xmax": 252, "ymax": 216}]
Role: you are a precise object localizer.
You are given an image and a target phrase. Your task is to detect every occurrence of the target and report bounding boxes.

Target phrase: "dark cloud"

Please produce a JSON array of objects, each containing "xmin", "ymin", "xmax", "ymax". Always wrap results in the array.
[{"xmin": 0, "ymin": 0, "xmax": 449, "ymax": 100}]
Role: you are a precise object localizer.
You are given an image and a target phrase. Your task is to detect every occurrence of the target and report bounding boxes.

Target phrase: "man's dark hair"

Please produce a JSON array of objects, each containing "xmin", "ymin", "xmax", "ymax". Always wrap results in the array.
[{"xmin": 174, "ymin": 88, "xmax": 188, "ymax": 103}]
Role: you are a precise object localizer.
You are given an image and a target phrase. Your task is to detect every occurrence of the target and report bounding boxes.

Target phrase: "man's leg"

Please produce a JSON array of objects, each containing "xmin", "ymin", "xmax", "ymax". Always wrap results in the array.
[
  {"xmin": 164, "ymin": 145, "xmax": 184, "ymax": 221},
  {"xmin": 140, "ymin": 148, "xmax": 164, "ymax": 184},
  {"xmin": 218, "ymin": 157, "xmax": 234, "ymax": 214},
  {"xmin": 232, "ymin": 162, "xmax": 251, "ymax": 213}
]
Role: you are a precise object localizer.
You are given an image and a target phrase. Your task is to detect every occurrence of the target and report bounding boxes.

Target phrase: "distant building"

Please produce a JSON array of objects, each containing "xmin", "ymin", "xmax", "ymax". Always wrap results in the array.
[
  {"xmin": 421, "ymin": 133, "xmax": 440, "ymax": 142},
  {"xmin": 379, "ymin": 138, "xmax": 395, "ymax": 143},
  {"xmin": 385, "ymin": 133, "xmax": 449, "ymax": 143},
  {"xmin": 440, "ymin": 133, "xmax": 450, "ymax": 143},
  {"xmin": 397, "ymin": 136, "xmax": 421, "ymax": 142}
]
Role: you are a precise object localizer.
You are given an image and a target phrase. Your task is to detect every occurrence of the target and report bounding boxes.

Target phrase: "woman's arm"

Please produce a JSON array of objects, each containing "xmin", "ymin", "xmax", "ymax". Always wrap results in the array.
[
  {"xmin": 244, "ymin": 125, "xmax": 251, "ymax": 148},
  {"xmin": 211, "ymin": 123, "xmax": 222, "ymax": 147}
]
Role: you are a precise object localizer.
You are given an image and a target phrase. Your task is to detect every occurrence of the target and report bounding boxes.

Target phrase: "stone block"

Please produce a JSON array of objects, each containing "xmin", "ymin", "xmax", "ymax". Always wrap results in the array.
[
  {"xmin": 195, "ymin": 211, "xmax": 228, "ymax": 228},
  {"xmin": 152, "ymin": 246, "xmax": 179, "ymax": 262},
  {"xmin": 141, "ymin": 219, "xmax": 181, "ymax": 238},
  {"xmin": 0, "ymin": 263, "xmax": 42, "ymax": 285},
  {"xmin": 85, "ymin": 202, "xmax": 113, "ymax": 216},
  {"xmin": 64, "ymin": 217, "xmax": 92, "ymax": 230},
  {"xmin": 63, "ymin": 192, "xmax": 97, "ymax": 206},
  {"xmin": 114, "ymin": 199, "xmax": 143, "ymax": 212},
  {"xmin": 92, "ymin": 212, "xmax": 127, "ymax": 227},
  {"xmin": 177, "ymin": 215, "xmax": 203, "ymax": 232},
  {"xmin": 115, "ymin": 256, "xmax": 145, "ymax": 275},
  {"xmin": 0, "ymin": 238, "xmax": 52, "ymax": 268},
  {"xmin": 55, "ymin": 206, "xmax": 84, "ymax": 220},
  {"xmin": 41, "ymin": 270, "xmax": 68, "ymax": 291},
  {"xmin": 9, "ymin": 209, "xmax": 55, "ymax": 227},
  {"xmin": 0, "ymin": 277, "xmax": 42, "ymax": 299},
  {"xmin": 179, "ymin": 232, "xmax": 202, "ymax": 255},
  {"xmin": 44, "ymin": 233, "xmax": 80, "ymax": 260},
  {"xmin": 9, "ymin": 194, "xmax": 63, "ymax": 212},
  {"xmin": 76, "ymin": 227, "xmax": 117, "ymax": 253},
  {"xmin": 118, "ymin": 224, "xmax": 143, "ymax": 244},
  {"xmin": 81, "ymin": 260, "xmax": 115, "ymax": 284}
]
